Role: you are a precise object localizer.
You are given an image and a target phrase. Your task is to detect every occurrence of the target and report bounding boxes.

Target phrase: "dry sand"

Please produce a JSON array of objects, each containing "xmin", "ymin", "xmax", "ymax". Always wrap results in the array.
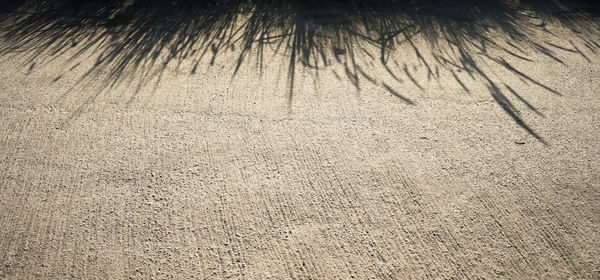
[{"xmin": 1, "ymin": 5, "xmax": 600, "ymax": 279}]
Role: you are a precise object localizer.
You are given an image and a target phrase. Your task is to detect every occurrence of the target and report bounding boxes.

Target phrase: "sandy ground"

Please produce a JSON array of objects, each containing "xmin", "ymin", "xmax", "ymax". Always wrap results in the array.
[{"xmin": 1, "ymin": 6, "xmax": 600, "ymax": 279}]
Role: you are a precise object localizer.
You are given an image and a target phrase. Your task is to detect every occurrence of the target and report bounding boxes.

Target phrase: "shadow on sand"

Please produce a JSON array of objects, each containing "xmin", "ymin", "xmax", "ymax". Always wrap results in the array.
[{"xmin": 1, "ymin": 0, "xmax": 599, "ymax": 142}]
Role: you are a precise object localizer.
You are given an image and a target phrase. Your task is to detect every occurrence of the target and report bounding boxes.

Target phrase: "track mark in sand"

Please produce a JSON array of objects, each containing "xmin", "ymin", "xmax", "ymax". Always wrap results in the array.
[
  {"xmin": 344, "ymin": 156, "xmax": 473, "ymax": 278},
  {"xmin": 476, "ymin": 193, "xmax": 586, "ymax": 277},
  {"xmin": 215, "ymin": 194, "xmax": 249, "ymax": 279},
  {"xmin": 391, "ymin": 173, "xmax": 471, "ymax": 279},
  {"xmin": 477, "ymin": 194, "xmax": 537, "ymax": 276},
  {"xmin": 0, "ymin": 119, "xmax": 24, "ymax": 191},
  {"xmin": 0, "ymin": 117, "xmax": 34, "ymax": 264},
  {"xmin": 534, "ymin": 208, "xmax": 586, "ymax": 278}
]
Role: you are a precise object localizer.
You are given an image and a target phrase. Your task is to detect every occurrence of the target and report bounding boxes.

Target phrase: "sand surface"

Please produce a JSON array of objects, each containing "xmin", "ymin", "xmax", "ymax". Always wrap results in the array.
[{"xmin": 1, "ymin": 2, "xmax": 599, "ymax": 278}]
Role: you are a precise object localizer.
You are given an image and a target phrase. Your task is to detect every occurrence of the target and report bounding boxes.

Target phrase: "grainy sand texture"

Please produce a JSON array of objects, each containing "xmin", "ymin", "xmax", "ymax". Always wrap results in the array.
[{"xmin": 1, "ymin": 0, "xmax": 599, "ymax": 278}]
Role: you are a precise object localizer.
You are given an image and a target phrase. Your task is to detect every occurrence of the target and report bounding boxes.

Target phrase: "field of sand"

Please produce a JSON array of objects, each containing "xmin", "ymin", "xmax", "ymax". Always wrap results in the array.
[{"xmin": 1, "ymin": 1, "xmax": 599, "ymax": 278}]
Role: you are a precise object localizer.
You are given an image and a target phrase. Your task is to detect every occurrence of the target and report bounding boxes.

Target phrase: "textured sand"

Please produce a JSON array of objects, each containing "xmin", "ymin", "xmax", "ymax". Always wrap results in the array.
[{"xmin": 1, "ymin": 6, "xmax": 600, "ymax": 279}]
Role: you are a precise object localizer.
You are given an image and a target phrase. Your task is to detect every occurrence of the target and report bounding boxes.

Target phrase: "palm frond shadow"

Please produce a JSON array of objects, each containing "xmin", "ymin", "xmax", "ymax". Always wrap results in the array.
[{"xmin": 2, "ymin": 0, "xmax": 599, "ymax": 142}]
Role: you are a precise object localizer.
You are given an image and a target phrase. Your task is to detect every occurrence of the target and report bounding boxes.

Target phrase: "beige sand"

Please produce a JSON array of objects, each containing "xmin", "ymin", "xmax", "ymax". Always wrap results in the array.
[{"xmin": 1, "ymin": 6, "xmax": 599, "ymax": 279}]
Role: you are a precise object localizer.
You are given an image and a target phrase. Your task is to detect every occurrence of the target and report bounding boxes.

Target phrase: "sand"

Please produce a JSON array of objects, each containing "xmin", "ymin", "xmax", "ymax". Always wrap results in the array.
[{"xmin": 1, "ymin": 2, "xmax": 599, "ymax": 279}]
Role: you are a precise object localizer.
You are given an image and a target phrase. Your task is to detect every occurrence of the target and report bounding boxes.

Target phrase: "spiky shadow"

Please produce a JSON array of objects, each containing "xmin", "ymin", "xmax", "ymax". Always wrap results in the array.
[{"xmin": 1, "ymin": 0, "xmax": 599, "ymax": 141}]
